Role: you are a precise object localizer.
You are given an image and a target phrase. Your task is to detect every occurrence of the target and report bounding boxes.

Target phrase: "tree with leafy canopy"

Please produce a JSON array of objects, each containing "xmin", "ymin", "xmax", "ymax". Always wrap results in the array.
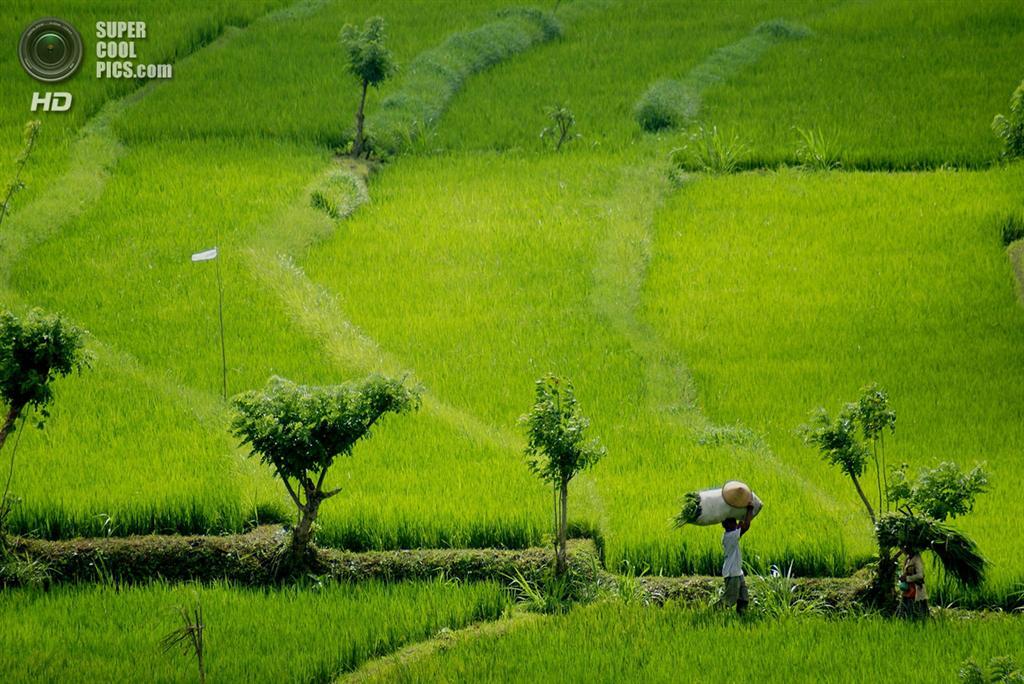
[
  {"xmin": 231, "ymin": 375, "xmax": 419, "ymax": 557},
  {"xmin": 340, "ymin": 17, "xmax": 396, "ymax": 158},
  {"xmin": 521, "ymin": 374, "xmax": 605, "ymax": 575},
  {"xmin": 0, "ymin": 309, "xmax": 89, "ymax": 539},
  {"xmin": 802, "ymin": 384, "xmax": 988, "ymax": 609}
]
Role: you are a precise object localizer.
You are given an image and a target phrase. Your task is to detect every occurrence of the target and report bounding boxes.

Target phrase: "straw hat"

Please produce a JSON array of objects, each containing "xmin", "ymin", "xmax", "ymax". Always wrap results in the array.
[{"xmin": 722, "ymin": 480, "xmax": 752, "ymax": 507}]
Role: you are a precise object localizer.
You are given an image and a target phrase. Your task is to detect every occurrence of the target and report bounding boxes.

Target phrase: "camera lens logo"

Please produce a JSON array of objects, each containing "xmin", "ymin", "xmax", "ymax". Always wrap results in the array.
[{"xmin": 19, "ymin": 18, "xmax": 84, "ymax": 83}]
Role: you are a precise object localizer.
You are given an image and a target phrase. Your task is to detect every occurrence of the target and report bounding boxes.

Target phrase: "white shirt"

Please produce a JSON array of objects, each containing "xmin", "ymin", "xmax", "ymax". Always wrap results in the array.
[{"xmin": 722, "ymin": 529, "xmax": 743, "ymax": 577}]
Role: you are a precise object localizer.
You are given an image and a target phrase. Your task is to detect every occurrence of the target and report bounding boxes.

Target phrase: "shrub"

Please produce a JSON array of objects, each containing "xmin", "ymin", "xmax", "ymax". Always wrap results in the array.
[
  {"xmin": 795, "ymin": 126, "xmax": 843, "ymax": 170},
  {"xmin": 521, "ymin": 374, "xmax": 604, "ymax": 575},
  {"xmin": 540, "ymin": 104, "xmax": 580, "ymax": 152},
  {"xmin": 992, "ymin": 80, "xmax": 1024, "ymax": 160},
  {"xmin": 634, "ymin": 80, "xmax": 698, "ymax": 132},
  {"xmin": 670, "ymin": 126, "xmax": 747, "ymax": 174}
]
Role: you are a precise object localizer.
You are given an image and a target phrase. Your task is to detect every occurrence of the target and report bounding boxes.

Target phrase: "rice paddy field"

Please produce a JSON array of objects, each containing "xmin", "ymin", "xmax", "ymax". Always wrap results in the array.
[
  {"xmin": 0, "ymin": 579, "xmax": 510, "ymax": 682},
  {"xmin": 2, "ymin": 0, "xmax": 1024, "ymax": 680},
  {"xmin": 376, "ymin": 603, "xmax": 1024, "ymax": 683}
]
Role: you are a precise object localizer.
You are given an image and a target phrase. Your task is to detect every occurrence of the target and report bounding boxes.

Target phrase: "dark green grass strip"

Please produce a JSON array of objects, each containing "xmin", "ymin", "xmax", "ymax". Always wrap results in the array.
[
  {"xmin": 634, "ymin": 20, "xmax": 810, "ymax": 132},
  {"xmin": 367, "ymin": 7, "xmax": 563, "ymax": 155}
]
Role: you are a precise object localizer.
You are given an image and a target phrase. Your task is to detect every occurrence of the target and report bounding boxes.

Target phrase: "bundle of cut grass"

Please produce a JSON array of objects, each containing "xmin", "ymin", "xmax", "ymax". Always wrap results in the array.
[
  {"xmin": 876, "ymin": 513, "xmax": 986, "ymax": 587},
  {"xmin": 674, "ymin": 484, "xmax": 762, "ymax": 527}
]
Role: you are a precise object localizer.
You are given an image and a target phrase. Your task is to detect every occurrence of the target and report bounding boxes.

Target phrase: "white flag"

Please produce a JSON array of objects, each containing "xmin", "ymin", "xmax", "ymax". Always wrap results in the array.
[{"xmin": 191, "ymin": 247, "xmax": 218, "ymax": 262}]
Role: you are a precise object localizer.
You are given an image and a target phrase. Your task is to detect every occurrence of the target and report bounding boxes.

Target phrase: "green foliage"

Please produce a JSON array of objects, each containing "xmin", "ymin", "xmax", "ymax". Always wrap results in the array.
[
  {"xmin": 855, "ymin": 384, "xmax": 896, "ymax": 442},
  {"xmin": 888, "ymin": 461, "xmax": 989, "ymax": 521},
  {"xmin": 0, "ymin": 309, "xmax": 89, "ymax": 418},
  {"xmin": 800, "ymin": 406, "xmax": 869, "ymax": 481},
  {"xmin": 795, "ymin": 126, "xmax": 843, "ymax": 170},
  {"xmin": 521, "ymin": 375, "xmax": 604, "ymax": 487},
  {"xmin": 231, "ymin": 375, "xmax": 419, "ymax": 486},
  {"xmin": 876, "ymin": 512, "xmax": 986, "ymax": 587},
  {"xmin": 1001, "ymin": 214, "xmax": 1024, "ymax": 246},
  {"xmin": 231, "ymin": 374, "xmax": 419, "ymax": 553},
  {"xmin": 340, "ymin": 17, "xmax": 397, "ymax": 89},
  {"xmin": 992, "ymin": 80, "xmax": 1024, "ymax": 159},
  {"xmin": 672, "ymin": 491, "xmax": 702, "ymax": 528},
  {"xmin": 507, "ymin": 566, "xmax": 573, "ymax": 614},
  {"xmin": 961, "ymin": 656, "xmax": 1024, "ymax": 684},
  {"xmin": 670, "ymin": 126, "xmax": 747, "ymax": 174},
  {"xmin": 749, "ymin": 563, "xmax": 829, "ymax": 617},
  {"xmin": 540, "ymin": 104, "xmax": 580, "ymax": 152}
]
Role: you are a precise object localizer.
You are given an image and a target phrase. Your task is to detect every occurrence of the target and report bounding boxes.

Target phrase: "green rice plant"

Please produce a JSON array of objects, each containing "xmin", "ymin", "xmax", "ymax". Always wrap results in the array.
[
  {"xmin": 0, "ymin": 0, "xmax": 288, "ymax": 214},
  {"xmin": 385, "ymin": 603, "xmax": 1024, "ymax": 682},
  {"xmin": 795, "ymin": 126, "xmax": 843, "ymax": 170},
  {"xmin": 749, "ymin": 563, "xmax": 828, "ymax": 618},
  {"xmin": 670, "ymin": 125, "xmax": 748, "ymax": 174},
  {"xmin": 698, "ymin": 1, "xmax": 1024, "ymax": 168},
  {"xmin": 115, "ymin": 1, "xmax": 515, "ymax": 146},
  {"xmin": 672, "ymin": 491, "xmax": 702, "ymax": 528},
  {"xmin": 634, "ymin": 20, "xmax": 810, "ymax": 133},
  {"xmin": 0, "ymin": 579, "xmax": 510, "ymax": 683},
  {"xmin": 367, "ymin": 8, "xmax": 562, "ymax": 155},
  {"xmin": 435, "ymin": 2, "xmax": 823, "ymax": 152}
]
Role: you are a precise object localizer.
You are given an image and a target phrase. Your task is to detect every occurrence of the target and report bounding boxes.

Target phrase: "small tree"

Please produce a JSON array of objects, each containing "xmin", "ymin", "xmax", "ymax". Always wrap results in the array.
[
  {"xmin": 231, "ymin": 375, "xmax": 418, "ymax": 558},
  {"xmin": 540, "ymin": 104, "xmax": 580, "ymax": 152},
  {"xmin": 521, "ymin": 374, "xmax": 605, "ymax": 575},
  {"xmin": 0, "ymin": 309, "xmax": 89, "ymax": 539},
  {"xmin": 802, "ymin": 384, "xmax": 988, "ymax": 609},
  {"xmin": 801, "ymin": 404, "xmax": 876, "ymax": 523},
  {"xmin": 992, "ymin": 79, "xmax": 1024, "ymax": 160},
  {"xmin": 340, "ymin": 17, "xmax": 396, "ymax": 158}
]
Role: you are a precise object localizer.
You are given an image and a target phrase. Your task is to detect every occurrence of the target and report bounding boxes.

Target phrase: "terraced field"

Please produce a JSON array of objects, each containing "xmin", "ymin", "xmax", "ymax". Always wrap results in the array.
[{"xmin": 2, "ymin": 0, "xmax": 1023, "ymax": 679}]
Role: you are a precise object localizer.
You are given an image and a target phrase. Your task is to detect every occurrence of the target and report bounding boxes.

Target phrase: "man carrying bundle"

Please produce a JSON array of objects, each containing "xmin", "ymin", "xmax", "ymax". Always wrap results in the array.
[{"xmin": 721, "ymin": 504, "xmax": 754, "ymax": 614}]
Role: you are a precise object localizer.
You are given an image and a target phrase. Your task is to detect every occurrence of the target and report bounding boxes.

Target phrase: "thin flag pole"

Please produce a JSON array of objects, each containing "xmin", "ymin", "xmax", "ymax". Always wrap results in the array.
[
  {"xmin": 191, "ymin": 242, "xmax": 227, "ymax": 401},
  {"xmin": 215, "ymin": 245, "xmax": 227, "ymax": 401}
]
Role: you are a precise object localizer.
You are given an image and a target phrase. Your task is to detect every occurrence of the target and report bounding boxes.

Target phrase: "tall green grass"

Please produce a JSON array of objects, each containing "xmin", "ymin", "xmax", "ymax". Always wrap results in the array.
[
  {"xmin": 0, "ymin": 579, "xmax": 510, "ymax": 683},
  {"xmin": 698, "ymin": 0, "xmax": 1024, "ymax": 168},
  {"xmin": 116, "ymin": 0, "xmax": 519, "ymax": 146},
  {"xmin": 367, "ymin": 7, "xmax": 563, "ymax": 155},
  {"xmin": 4, "ymin": 140, "xmax": 337, "ymax": 536},
  {"xmin": 301, "ymin": 152, "xmax": 851, "ymax": 574},
  {"xmin": 634, "ymin": 19, "xmax": 809, "ymax": 132},
  {"xmin": 384, "ymin": 603, "xmax": 1024, "ymax": 683},
  {"xmin": 0, "ymin": 0, "xmax": 288, "ymax": 212},
  {"xmin": 643, "ymin": 166, "xmax": 1024, "ymax": 602},
  {"xmin": 431, "ymin": 1, "xmax": 824, "ymax": 153}
]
